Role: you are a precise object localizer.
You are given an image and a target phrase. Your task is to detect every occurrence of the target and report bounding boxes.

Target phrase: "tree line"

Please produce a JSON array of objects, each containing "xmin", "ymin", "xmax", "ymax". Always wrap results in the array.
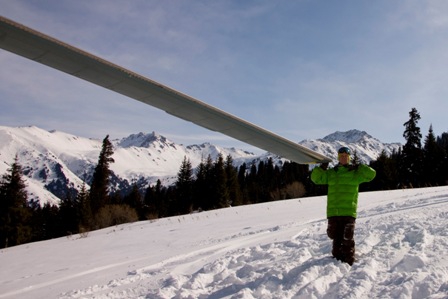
[
  {"xmin": 1, "ymin": 107, "xmax": 447, "ymax": 247},
  {"xmin": 146, "ymin": 155, "xmax": 311, "ymax": 219},
  {"xmin": 368, "ymin": 108, "xmax": 448, "ymax": 190}
]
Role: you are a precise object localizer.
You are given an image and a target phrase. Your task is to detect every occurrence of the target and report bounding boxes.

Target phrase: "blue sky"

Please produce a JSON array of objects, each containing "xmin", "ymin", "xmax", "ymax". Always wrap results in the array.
[{"xmin": 1, "ymin": 1, "xmax": 448, "ymax": 153}]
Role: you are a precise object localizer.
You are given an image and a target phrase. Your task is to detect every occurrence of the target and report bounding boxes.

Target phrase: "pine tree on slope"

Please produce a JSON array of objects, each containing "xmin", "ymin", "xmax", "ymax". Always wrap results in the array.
[
  {"xmin": 401, "ymin": 107, "xmax": 423, "ymax": 187},
  {"xmin": 175, "ymin": 156, "xmax": 194, "ymax": 214},
  {"xmin": 0, "ymin": 155, "xmax": 31, "ymax": 248},
  {"xmin": 89, "ymin": 135, "xmax": 115, "ymax": 217}
]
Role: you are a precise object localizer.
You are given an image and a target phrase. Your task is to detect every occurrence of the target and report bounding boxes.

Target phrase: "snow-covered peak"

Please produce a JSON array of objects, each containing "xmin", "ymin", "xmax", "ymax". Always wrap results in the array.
[
  {"xmin": 186, "ymin": 142, "xmax": 236, "ymax": 158},
  {"xmin": 116, "ymin": 132, "xmax": 172, "ymax": 148},
  {"xmin": 299, "ymin": 129, "xmax": 401, "ymax": 164},
  {"xmin": 321, "ymin": 130, "xmax": 375, "ymax": 143}
]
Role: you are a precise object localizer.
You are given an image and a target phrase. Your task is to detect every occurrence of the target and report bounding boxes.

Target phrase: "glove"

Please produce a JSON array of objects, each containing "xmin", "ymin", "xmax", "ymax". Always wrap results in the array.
[{"xmin": 320, "ymin": 162, "xmax": 329, "ymax": 170}]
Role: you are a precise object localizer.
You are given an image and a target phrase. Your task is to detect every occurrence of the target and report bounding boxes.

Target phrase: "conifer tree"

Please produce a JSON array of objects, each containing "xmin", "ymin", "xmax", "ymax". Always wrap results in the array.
[
  {"xmin": 266, "ymin": 158, "xmax": 279, "ymax": 188},
  {"xmin": 89, "ymin": 135, "xmax": 114, "ymax": 216},
  {"xmin": 237, "ymin": 163, "xmax": 250, "ymax": 205},
  {"xmin": 403, "ymin": 108, "xmax": 422, "ymax": 149},
  {"xmin": 194, "ymin": 155, "xmax": 214, "ymax": 210},
  {"xmin": 144, "ymin": 179, "xmax": 166, "ymax": 218},
  {"xmin": 213, "ymin": 154, "xmax": 229, "ymax": 208},
  {"xmin": 246, "ymin": 163, "xmax": 259, "ymax": 203},
  {"xmin": 39, "ymin": 203, "xmax": 61, "ymax": 239},
  {"xmin": 237, "ymin": 163, "xmax": 247, "ymax": 189},
  {"xmin": 28, "ymin": 198, "xmax": 43, "ymax": 242},
  {"xmin": 436, "ymin": 132, "xmax": 448, "ymax": 152},
  {"xmin": 175, "ymin": 156, "xmax": 194, "ymax": 214},
  {"xmin": 123, "ymin": 183, "xmax": 144, "ymax": 219},
  {"xmin": 436, "ymin": 132, "xmax": 448, "ymax": 184},
  {"xmin": 369, "ymin": 150, "xmax": 398, "ymax": 190},
  {"xmin": 143, "ymin": 184, "xmax": 155, "ymax": 218},
  {"xmin": 77, "ymin": 178, "xmax": 92, "ymax": 231},
  {"xmin": 401, "ymin": 108, "xmax": 423, "ymax": 187},
  {"xmin": 153, "ymin": 179, "xmax": 166, "ymax": 216},
  {"xmin": 256, "ymin": 160, "xmax": 268, "ymax": 201},
  {"xmin": 193, "ymin": 159, "xmax": 206, "ymax": 210},
  {"xmin": 263, "ymin": 158, "xmax": 280, "ymax": 201},
  {"xmin": 225, "ymin": 155, "xmax": 242, "ymax": 206},
  {"xmin": 280, "ymin": 161, "xmax": 299, "ymax": 185},
  {"xmin": 0, "ymin": 155, "xmax": 31, "ymax": 248},
  {"xmin": 58, "ymin": 190, "xmax": 79, "ymax": 235},
  {"xmin": 423, "ymin": 125, "xmax": 445, "ymax": 186},
  {"xmin": 144, "ymin": 179, "xmax": 167, "ymax": 219}
]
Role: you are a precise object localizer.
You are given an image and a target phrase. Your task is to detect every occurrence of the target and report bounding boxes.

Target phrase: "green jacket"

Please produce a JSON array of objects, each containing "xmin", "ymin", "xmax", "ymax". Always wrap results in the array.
[{"xmin": 311, "ymin": 164, "xmax": 376, "ymax": 218}]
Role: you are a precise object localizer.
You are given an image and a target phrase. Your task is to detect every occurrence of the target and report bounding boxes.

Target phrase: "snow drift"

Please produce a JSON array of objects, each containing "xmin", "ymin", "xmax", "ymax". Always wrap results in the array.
[{"xmin": 0, "ymin": 186, "xmax": 447, "ymax": 298}]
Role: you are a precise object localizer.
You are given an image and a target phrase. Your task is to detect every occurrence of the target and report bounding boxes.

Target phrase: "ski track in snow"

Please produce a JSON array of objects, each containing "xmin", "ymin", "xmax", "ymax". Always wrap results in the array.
[{"xmin": 54, "ymin": 191, "xmax": 448, "ymax": 299}]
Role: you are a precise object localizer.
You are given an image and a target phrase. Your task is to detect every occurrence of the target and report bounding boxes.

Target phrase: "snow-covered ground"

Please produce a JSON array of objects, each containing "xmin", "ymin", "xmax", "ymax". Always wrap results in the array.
[{"xmin": 1, "ymin": 187, "xmax": 448, "ymax": 298}]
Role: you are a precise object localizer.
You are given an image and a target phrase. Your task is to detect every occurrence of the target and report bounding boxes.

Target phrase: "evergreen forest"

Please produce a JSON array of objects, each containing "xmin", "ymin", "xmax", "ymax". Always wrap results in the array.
[{"xmin": 1, "ymin": 107, "xmax": 448, "ymax": 248}]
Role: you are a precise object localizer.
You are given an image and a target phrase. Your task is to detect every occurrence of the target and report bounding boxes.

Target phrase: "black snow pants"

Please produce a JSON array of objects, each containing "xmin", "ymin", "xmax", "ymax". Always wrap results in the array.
[{"xmin": 327, "ymin": 216, "xmax": 356, "ymax": 265}]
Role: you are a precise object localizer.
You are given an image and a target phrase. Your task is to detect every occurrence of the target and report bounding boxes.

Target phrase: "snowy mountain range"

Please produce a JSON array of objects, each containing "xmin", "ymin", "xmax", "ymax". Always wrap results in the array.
[{"xmin": 0, "ymin": 126, "xmax": 401, "ymax": 206}]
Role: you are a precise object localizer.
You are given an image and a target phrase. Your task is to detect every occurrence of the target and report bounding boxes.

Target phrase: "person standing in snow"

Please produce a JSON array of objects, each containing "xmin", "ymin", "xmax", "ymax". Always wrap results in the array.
[{"xmin": 311, "ymin": 146, "xmax": 376, "ymax": 265}]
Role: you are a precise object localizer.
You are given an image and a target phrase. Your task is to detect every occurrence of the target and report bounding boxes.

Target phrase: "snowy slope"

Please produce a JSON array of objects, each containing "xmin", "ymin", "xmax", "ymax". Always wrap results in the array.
[
  {"xmin": 0, "ymin": 126, "xmax": 96, "ymax": 205},
  {"xmin": 0, "ymin": 186, "xmax": 447, "ymax": 298}
]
